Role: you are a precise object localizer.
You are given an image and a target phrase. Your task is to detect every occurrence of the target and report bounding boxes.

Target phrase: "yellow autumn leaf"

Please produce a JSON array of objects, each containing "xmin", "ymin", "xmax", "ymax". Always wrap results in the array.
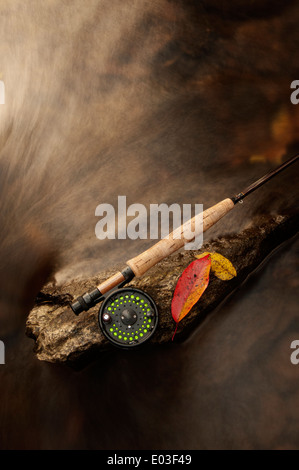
[{"xmin": 195, "ymin": 252, "xmax": 237, "ymax": 281}]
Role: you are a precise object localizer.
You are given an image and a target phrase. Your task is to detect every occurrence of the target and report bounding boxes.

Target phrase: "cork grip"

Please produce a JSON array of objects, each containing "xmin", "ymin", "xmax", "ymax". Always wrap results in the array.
[{"xmin": 126, "ymin": 198, "xmax": 234, "ymax": 277}]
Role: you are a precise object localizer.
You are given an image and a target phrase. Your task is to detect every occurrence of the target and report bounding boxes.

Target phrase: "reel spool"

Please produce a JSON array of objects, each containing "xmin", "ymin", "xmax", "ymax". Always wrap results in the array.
[{"xmin": 99, "ymin": 287, "xmax": 158, "ymax": 349}]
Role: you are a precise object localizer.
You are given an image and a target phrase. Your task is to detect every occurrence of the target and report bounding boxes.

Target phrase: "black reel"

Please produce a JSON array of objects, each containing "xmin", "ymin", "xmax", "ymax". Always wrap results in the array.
[{"xmin": 99, "ymin": 287, "xmax": 158, "ymax": 349}]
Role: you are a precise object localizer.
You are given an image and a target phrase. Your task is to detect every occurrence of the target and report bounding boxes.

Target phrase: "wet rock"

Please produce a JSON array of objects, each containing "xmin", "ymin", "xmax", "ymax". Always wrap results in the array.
[{"xmin": 26, "ymin": 213, "xmax": 298, "ymax": 365}]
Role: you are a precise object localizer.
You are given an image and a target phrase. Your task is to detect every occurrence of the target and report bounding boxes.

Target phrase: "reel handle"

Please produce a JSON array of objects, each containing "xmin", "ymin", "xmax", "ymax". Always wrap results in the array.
[{"xmin": 126, "ymin": 198, "xmax": 234, "ymax": 277}]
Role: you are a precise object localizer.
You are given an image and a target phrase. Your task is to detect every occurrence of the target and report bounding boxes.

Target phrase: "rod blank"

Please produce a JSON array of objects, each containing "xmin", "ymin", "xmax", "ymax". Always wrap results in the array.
[{"xmin": 231, "ymin": 152, "xmax": 299, "ymax": 204}]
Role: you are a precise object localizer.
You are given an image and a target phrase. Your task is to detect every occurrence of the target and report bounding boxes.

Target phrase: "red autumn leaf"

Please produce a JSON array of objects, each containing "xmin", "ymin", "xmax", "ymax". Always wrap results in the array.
[{"xmin": 171, "ymin": 254, "xmax": 211, "ymax": 339}]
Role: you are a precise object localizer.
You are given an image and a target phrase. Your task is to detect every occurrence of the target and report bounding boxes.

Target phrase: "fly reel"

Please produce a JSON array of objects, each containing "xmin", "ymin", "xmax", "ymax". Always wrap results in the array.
[{"xmin": 99, "ymin": 287, "xmax": 158, "ymax": 349}]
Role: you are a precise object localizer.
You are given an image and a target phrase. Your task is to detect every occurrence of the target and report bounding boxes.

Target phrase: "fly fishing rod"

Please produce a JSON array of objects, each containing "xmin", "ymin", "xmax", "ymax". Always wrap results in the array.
[{"xmin": 71, "ymin": 152, "xmax": 299, "ymax": 348}]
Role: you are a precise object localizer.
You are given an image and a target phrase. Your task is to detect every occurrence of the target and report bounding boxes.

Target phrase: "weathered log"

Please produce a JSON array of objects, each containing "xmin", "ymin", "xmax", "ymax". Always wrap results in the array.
[{"xmin": 26, "ymin": 213, "xmax": 298, "ymax": 365}]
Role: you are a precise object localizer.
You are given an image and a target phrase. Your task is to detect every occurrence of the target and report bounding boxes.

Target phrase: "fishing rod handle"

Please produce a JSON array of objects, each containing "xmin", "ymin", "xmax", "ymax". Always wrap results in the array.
[
  {"xmin": 126, "ymin": 198, "xmax": 234, "ymax": 277},
  {"xmin": 71, "ymin": 198, "xmax": 234, "ymax": 314}
]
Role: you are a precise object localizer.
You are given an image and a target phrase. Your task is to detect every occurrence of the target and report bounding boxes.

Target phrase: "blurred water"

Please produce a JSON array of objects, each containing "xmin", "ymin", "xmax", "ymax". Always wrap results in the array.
[{"xmin": 0, "ymin": 0, "xmax": 298, "ymax": 449}]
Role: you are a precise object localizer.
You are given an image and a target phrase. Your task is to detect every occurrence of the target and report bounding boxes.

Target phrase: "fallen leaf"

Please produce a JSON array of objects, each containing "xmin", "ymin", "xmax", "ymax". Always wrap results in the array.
[
  {"xmin": 196, "ymin": 252, "xmax": 237, "ymax": 280},
  {"xmin": 171, "ymin": 254, "xmax": 211, "ymax": 339}
]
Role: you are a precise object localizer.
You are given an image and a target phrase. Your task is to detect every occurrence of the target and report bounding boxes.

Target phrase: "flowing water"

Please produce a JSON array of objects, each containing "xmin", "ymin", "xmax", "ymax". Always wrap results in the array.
[{"xmin": 0, "ymin": 0, "xmax": 298, "ymax": 449}]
